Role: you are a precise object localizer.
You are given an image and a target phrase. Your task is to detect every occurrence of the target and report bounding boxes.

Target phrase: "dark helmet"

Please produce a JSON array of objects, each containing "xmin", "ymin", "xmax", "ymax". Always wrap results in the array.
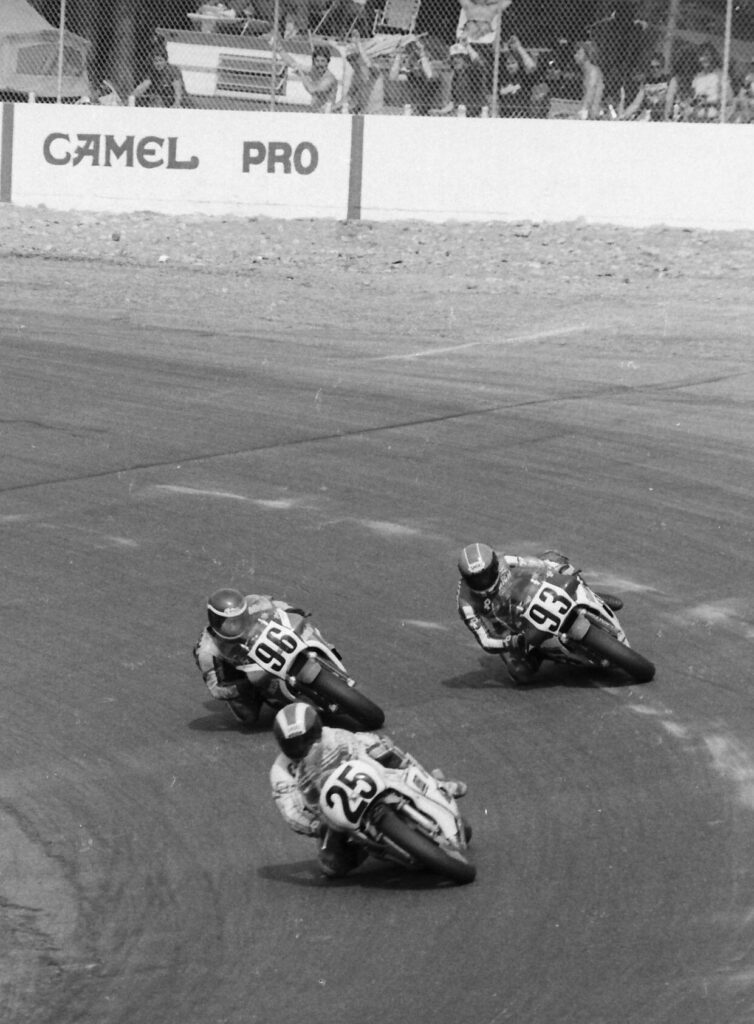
[
  {"xmin": 458, "ymin": 543, "xmax": 500, "ymax": 594},
  {"xmin": 207, "ymin": 588, "xmax": 251, "ymax": 641},
  {"xmin": 273, "ymin": 702, "xmax": 323, "ymax": 760}
]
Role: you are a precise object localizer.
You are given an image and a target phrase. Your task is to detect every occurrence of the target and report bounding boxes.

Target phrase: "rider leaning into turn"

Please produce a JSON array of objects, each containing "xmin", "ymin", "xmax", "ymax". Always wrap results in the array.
[
  {"xmin": 270, "ymin": 701, "xmax": 468, "ymax": 878},
  {"xmin": 456, "ymin": 544, "xmax": 624, "ymax": 685},
  {"xmin": 193, "ymin": 588, "xmax": 305, "ymax": 726}
]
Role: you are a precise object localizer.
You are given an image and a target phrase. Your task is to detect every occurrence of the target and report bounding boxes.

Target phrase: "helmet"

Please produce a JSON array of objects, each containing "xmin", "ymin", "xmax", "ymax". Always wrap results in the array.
[
  {"xmin": 273, "ymin": 702, "xmax": 323, "ymax": 760},
  {"xmin": 207, "ymin": 588, "xmax": 251, "ymax": 641},
  {"xmin": 458, "ymin": 543, "xmax": 500, "ymax": 595}
]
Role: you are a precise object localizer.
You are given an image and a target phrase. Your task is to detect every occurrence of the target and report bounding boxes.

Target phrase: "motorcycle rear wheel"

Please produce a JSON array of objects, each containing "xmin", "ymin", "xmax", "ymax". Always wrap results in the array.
[
  {"xmin": 304, "ymin": 667, "xmax": 385, "ymax": 730},
  {"xmin": 580, "ymin": 625, "xmax": 655, "ymax": 682},
  {"xmin": 376, "ymin": 808, "xmax": 476, "ymax": 885}
]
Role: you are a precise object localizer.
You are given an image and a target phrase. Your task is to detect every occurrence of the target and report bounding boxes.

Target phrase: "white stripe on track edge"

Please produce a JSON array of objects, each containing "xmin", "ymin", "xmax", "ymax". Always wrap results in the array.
[{"xmin": 370, "ymin": 324, "xmax": 587, "ymax": 361}]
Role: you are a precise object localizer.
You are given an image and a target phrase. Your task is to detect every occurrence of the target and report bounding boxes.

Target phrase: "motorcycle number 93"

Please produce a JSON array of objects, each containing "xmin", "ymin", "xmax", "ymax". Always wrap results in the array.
[
  {"xmin": 249, "ymin": 623, "xmax": 299, "ymax": 673},
  {"xmin": 323, "ymin": 761, "xmax": 382, "ymax": 828},
  {"xmin": 524, "ymin": 582, "xmax": 573, "ymax": 634}
]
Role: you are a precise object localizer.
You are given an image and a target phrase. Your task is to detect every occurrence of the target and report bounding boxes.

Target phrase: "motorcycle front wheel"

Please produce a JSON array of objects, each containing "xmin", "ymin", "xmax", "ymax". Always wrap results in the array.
[
  {"xmin": 376, "ymin": 808, "xmax": 476, "ymax": 885},
  {"xmin": 580, "ymin": 625, "xmax": 656, "ymax": 682},
  {"xmin": 303, "ymin": 666, "xmax": 385, "ymax": 730}
]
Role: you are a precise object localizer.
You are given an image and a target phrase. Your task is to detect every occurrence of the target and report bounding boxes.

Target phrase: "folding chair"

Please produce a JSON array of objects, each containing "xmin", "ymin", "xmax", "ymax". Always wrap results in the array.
[
  {"xmin": 372, "ymin": 0, "xmax": 421, "ymax": 35},
  {"xmin": 312, "ymin": 0, "xmax": 367, "ymax": 39}
]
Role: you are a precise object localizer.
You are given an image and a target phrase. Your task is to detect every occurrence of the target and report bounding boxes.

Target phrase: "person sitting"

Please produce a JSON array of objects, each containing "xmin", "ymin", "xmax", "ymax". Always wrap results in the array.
[
  {"xmin": 130, "ymin": 48, "xmax": 185, "ymax": 108},
  {"xmin": 528, "ymin": 54, "xmax": 562, "ymax": 119},
  {"xmin": 496, "ymin": 35, "xmax": 538, "ymax": 117},
  {"xmin": 731, "ymin": 58, "xmax": 754, "ymax": 123},
  {"xmin": 621, "ymin": 53, "xmax": 679, "ymax": 121},
  {"xmin": 430, "ymin": 41, "xmax": 489, "ymax": 117},
  {"xmin": 688, "ymin": 43, "xmax": 733, "ymax": 121}
]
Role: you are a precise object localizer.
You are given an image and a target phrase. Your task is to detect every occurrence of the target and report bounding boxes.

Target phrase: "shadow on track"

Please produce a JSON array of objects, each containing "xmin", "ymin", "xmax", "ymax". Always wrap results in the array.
[
  {"xmin": 187, "ymin": 701, "xmax": 276, "ymax": 734},
  {"xmin": 258, "ymin": 860, "xmax": 471, "ymax": 891},
  {"xmin": 440, "ymin": 660, "xmax": 641, "ymax": 692}
]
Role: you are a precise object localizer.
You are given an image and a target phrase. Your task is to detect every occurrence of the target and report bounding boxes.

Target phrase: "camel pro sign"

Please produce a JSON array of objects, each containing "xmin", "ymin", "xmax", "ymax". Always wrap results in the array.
[{"xmin": 10, "ymin": 104, "xmax": 352, "ymax": 217}]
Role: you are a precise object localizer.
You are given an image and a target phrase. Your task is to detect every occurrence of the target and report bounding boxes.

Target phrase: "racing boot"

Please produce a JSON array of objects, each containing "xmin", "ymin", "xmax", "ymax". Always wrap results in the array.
[
  {"xmin": 318, "ymin": 828, "xmax": 368, "ymax": 878},
  {"xmin": 227, "ymin": 676, "xmax": 265, "ymax": 727},
  {"xmin": 431, "ymin": 768, "xmax": 468, "ymax": 799},
  {"xmin": 501, "ymin": 646, "xmax": 543, "ymax": 686}
]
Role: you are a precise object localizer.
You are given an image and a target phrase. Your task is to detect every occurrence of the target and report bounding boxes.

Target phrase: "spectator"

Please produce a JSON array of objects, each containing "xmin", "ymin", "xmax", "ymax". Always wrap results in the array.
[
  {"xmin": 574, "ymin": 39, "xmax": 604, "ymax": 119},
  {"xmin": 253, "ymin": 0, "xmax": 309, "ymax": 38},
  {"xmin": 338, "ymin": 37, "xmax": 390, "ymax": 114},
  {"xmin": 388, "ymin": 37, "xmax": 440, "ymax": 115},
  {"xmin": 76, "ymin": 78, "xmax": 122, "ymax": 106},
  {"xmin": 528, "ymin": 54, "xmax": 562, "ymax": 119},
  {"xmin": 280, "ymin": 44, "xmax": 338, "ymax": 111},
  {"xmin": 496, "ymin": 35, "xmax": 537, "ymax": 117},
  {"xmin": 731, "ymin": 58, "xmax": 754, "ymax": 123},
  {"xmin": 688, "ymin": 43, "xmax": 732, "ymax": 121},
  {"xmin": 430, "ymin": 41, "xmax": 488, "ymax": 117},
  {"xmin": 130, "ymin": 49, "xmax": 185, "ymax": 108},
  {"xmin": 621, "ymin": 53, "xmax": 678, "ymax": 121},
  {"xmin": 459, "ymin": 0, "xmax": 512, "ymax": 43}
]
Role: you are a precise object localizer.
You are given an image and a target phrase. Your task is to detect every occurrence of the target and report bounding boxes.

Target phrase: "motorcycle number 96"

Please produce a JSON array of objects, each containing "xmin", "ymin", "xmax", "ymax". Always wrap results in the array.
[
  {"xmin": 524, "ymin": 583, "xmax": 573, "ymax": 633},
  {"xmin": 323, "ymin": 762, "xmax": 381, "ymax": 828},
  {"xmin": 249, "ymin": 624, "xmax": 299, "ymax": 673}
]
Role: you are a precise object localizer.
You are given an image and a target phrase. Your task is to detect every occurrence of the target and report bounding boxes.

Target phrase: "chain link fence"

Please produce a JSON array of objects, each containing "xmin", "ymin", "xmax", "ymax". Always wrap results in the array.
[{"xmin": 5, "ymin": 1, "xmax": 754, "ymax": 121}]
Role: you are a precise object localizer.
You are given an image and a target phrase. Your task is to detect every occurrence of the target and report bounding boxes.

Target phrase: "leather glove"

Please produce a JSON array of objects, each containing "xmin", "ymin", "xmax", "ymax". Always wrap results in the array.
[{"xmin": 507, "ymin": 632, "xmax": 528, "ymax": 653}]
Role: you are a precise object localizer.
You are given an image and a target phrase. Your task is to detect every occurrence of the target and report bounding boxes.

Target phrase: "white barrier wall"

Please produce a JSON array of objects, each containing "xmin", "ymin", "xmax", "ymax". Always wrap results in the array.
[
  {"xmin": 8, "ymin": 104, "xmax": 354, "ymax": 219},
  {"xmin": 3, "ymin": 102, "xmax": 754, "ymax": 230},
  {"xmin": 360, "ymin": 115, "xmax": 754, "ymax": 231}
]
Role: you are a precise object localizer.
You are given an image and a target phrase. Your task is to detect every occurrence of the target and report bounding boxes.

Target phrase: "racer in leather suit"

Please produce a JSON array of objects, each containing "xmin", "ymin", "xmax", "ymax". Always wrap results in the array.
[
  {"xmin": 270, "ymin": 702, "xmax": 468, "ymax": 878},
  {"xmin": 193, "ymin": 588, "xmax": 308, "ymax": 726},
  {"xmin": 457, "ymin": 544, "xmax": 623, "ymax": 685}
]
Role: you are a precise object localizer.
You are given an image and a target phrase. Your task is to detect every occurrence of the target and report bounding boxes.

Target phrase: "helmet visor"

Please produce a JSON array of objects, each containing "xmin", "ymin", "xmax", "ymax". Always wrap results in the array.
[
  {"xmin": 468, "ymin": 563, "xmax": 499, "ymax": 592},
  {"xmin": 280, "ymin": 734, "xmax": 315, "ymax": 760},
  {"xmin": 214, "ymin": 612, "xmax": 249, "ymax": 641}
]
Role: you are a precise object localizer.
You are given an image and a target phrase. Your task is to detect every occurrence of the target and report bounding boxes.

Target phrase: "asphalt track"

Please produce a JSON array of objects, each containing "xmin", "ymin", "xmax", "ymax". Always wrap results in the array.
[{"xmin": 2, "ymin": 262, "xmax": 754, "ymax": 1024}]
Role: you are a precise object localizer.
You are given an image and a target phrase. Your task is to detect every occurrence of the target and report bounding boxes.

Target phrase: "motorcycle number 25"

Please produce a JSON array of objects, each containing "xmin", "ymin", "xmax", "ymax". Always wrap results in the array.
[
  {"xmin": 322, "ymin": 760, "xmax": 383, "ymax": 829},
  {"xmin": 523, "ymin": 582, "xmax": 573, "ymax": 634},
  {"xmin": 248, "ymin": 622, "xmax": 299, "ymax": 673}
]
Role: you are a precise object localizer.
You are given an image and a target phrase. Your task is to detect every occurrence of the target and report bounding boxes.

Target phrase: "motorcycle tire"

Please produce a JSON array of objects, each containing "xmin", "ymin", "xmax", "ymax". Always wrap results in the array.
[
  {"xmin": 304, "ymin": 667, "xmax": 385, "ymax": 731},
  {"xmin": 376, "ymin": 807, "xmax": 476, "ymax": 885},
  {"xmin": 580, "ymin": 625, "xmax": 656, "ymax": 683}
]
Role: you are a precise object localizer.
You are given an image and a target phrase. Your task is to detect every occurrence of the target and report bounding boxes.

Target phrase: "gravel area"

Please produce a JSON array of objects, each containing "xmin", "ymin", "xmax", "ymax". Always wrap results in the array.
[{"xmin": 2, "ymin": 203, "xmax": 753, "ymax": 341}]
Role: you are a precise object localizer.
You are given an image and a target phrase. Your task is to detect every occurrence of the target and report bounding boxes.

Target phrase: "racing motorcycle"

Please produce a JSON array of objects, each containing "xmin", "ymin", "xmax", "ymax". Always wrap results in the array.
[
  {"xmin": 504, "ymin": 567, "xmax": 655, "ymax": 683},
  {"xmin": 233, "ymin": 607, "xmax": 385, "ymax": 730},
  {"xmin": 319, "ymin": 757, "xmax": 476, "ymax": 885}
]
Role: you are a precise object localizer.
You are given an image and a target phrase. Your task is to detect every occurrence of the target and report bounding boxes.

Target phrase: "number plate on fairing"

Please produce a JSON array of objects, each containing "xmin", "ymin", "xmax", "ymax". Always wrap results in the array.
[
  {"xmin": 320, "ymin": 759, "xmax": 386, "ymax": 832},
  {"xmin": 247, "ymin": 619, "xmax": 304, "ymax": 675},
  {"xmin": 523, "ymin": 582, "xmax": 575, "ymax": 634}
]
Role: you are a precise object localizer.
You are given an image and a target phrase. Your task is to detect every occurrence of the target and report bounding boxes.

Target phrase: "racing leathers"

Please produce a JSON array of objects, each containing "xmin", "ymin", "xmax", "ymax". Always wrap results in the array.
[
  {"xmin": 270, "ymin": 727, "xmax": 467, "ymax": 877},
  {"xmin": 193, "ymin": 594, "xmax": 297, "ymax": 725},
  {"xmin": 457, "ymin": 550, "xmax": 579, "ymax": 684}
]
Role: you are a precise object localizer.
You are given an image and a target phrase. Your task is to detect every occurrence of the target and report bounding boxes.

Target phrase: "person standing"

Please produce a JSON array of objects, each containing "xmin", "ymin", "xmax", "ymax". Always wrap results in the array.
[
  {"xmin": 574, "ymin": 40, "xmax": 604, "ymax": 120},
  {"xmin": 280, "ymin": 44, "xmax": 338, "ymax": 111},
  {"xmin": 389, "ymin": 38, "xmax": 440, "ymax": 115}
]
